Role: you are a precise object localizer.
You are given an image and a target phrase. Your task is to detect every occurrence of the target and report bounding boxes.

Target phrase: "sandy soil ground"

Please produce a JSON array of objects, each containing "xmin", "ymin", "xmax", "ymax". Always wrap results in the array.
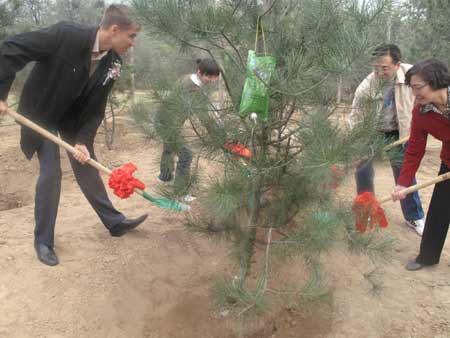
[{"xmin": 0, "ymin": 113, "xmax": 450, "ymax": 338}]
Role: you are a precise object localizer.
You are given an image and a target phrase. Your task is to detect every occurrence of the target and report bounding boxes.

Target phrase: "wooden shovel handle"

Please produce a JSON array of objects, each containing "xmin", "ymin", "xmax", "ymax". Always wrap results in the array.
[
  {"xmin": 5, "ymin": 109, "xmax": 189, "ymax": 209},
  {"xmin": 383, "ymin": 135, "xmax": 409, "ymax": 151},
  {"xmin": 379, "ymin": 171, "xmax": 450, "ymax": 204},
  {"xmin": 6, "ymin": 109, "xmax": 112, "ymax": 175}
]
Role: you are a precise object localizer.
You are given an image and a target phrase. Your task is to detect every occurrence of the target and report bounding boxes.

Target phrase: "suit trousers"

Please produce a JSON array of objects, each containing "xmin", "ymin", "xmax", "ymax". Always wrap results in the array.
[
  {"xmin": 416, "ymin": 162, "xmax": 450, "ymax": 265},
  {"xmin": 34, "ymin": 138, "xmax": 125, "ymax": 247}
]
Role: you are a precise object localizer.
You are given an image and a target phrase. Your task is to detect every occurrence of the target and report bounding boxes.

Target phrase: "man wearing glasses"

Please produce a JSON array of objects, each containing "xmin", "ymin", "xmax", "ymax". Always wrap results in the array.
[{"xmin": 348, "ymin": 44, "xmax": 425, "ymax": 236}]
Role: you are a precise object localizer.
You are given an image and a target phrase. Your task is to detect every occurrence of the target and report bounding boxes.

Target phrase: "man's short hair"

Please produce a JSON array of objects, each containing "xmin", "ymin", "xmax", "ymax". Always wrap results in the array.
[
  {"xmin": 372, "ymin": 44, "xmax": 402, "ymax": 64},
  {"xmin": 100, "ymin": 4, "xmax": 140, "ymax": 30},
  {"xmin": 405, "ymin": 58, "xmax": 450, "ymax": 90},
  {"xmin": 196, "ymin": 58, "xmax": 221, "ymax": 76}
]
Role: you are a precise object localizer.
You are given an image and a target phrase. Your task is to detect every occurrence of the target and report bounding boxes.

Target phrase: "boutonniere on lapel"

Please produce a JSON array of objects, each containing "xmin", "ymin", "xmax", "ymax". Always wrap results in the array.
[{"xmin": 103, "ymin": 60, "xmax": 122, "ymax": 86}]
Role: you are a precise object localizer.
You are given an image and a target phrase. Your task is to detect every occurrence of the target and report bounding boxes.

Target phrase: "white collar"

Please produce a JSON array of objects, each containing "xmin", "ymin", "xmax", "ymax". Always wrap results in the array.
[
  {"xmin": 190, "ymin": 73, "xmax": 202, "ymax": 87},
  {"xmin": 92, "ymin": 30, "xmax": 108, "ymax": 60}
]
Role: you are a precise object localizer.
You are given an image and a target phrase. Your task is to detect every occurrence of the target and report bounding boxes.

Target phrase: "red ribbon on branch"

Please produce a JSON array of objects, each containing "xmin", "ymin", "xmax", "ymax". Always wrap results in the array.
[
  {"xmin": 108, "ymin": 163, "xmax": 145, "ymax": 199},
  {"xmin": 224, "ymin": 141, "xmax": 252, "ymax": 159},
  {"xmin": 352, "ymin": 192, "xmax": 389, "ymax": 233}
]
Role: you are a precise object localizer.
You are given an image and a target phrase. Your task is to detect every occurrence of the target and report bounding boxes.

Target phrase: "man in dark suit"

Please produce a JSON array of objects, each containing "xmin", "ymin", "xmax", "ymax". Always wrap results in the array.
[{"xmin": 0, "ymin": 4, "xmax": 147, "ymax": 266}]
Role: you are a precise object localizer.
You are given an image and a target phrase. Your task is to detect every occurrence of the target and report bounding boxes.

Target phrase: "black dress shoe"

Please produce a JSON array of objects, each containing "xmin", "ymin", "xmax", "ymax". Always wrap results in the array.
[
  {"xmin": 109, "ymin": 214, "xmax": 148, "ymax": 237},
  {"xmin": 34, "ymin": 241, "xmax": 59, "ymax": 266}
]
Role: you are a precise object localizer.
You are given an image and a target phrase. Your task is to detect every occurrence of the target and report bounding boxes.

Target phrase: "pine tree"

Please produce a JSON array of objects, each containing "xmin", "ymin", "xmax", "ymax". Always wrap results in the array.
[
  {"xmin": 0, "ymin": 0, "xmax": 22, "ymax": 39},
  {"xmin": 396, "ymin": 0, "xmax": 450, "ymax": 64},
  {"xmin": 132, "ymin": 0, "xmax": 392, "ymax": 314}
]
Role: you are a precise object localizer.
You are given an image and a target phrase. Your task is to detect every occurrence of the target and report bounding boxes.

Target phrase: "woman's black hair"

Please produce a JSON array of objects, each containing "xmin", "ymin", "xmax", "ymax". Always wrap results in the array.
[
  {"xmin": 196, "ymin": 58, "xmax": 221, "ymax": 76},
  {"xmin": 405, "ymin": 58, "xmax": 450, "ymax": 90}
]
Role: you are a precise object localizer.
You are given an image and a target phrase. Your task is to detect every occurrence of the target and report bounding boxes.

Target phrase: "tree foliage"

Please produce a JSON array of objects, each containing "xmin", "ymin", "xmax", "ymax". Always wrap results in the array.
[
  {"xmin": 397, "ymin": 0, "xmax": 450, "ymax": 64},
  {"xmin": 132, "ymin": 0, "xmax": 393, "ymax": 313}
]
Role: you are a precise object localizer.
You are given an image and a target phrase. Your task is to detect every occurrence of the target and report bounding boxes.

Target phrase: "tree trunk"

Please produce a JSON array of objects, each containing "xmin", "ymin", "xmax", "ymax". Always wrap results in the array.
[
  {"xmin": 386, "ymin": 0, "xmax": 392, "ymax": 42},
  {"xmin": 336, "ymin": 75, "xmax": 343, "ymax": 104}
]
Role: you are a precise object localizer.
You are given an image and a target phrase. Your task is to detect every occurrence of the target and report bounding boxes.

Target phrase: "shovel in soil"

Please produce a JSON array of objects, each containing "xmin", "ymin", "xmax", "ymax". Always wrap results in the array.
[
  {"xmin": 6, "ymin": 109, "xmax": 190, "ymax": 212},
  {"xmin": 352, "ymin": 171, "xmax": 450, "ymax": 233}
]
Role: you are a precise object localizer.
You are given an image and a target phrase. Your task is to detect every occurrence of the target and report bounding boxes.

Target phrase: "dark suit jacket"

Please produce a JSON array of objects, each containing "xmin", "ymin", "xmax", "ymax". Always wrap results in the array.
[{"xmin": 0, "ymin": 21, "xmax": 121, "ymax": 159}]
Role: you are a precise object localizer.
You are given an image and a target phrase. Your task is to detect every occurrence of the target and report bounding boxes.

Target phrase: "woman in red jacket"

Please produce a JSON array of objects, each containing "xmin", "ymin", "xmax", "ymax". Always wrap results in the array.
[{"xmin": 392, "ymin": 58, "xmax": 450, "ymax": 271}]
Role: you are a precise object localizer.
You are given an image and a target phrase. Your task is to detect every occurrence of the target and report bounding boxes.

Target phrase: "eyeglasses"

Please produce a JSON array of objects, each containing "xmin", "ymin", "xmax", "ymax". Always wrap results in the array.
[
  {"xmin": 373, "ymin": 65, "xmax": 394, "ymax": 73},
  {"xmin": 410, "ymin": 83, "xmax": 428, "ymax": 91}
]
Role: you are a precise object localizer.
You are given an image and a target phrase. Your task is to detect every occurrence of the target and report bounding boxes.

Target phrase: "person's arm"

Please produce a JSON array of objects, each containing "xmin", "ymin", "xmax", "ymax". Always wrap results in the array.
[
  {"xmin": 188, "ymin": 87, "xmax": 227, "ymax": 146},
  {"xmin": 347, "ymin": 75, "xmax": 372, "ymax": 129},
  {"xmin": 194, "ymin": 106, "xmax": 227, "ymax": 145},
  {"xmin": 75, "ymin": 93, "xmax": 109, "ymax": 146},
  {"xmin": 440, "ymin": 140, "xmax": 450, "ymax": 166},
  {"xmin": 70, "ymin": 95, "xmax": 109, "ymax": 164},
  {"xmin": 73, "ymin": 144, "xmax": 91, "ymax": 164},
  {"xmin": 0, "ymin": 23, "xmax": 62, "ymax": 104},
  {"xmin": 392, "ymin": 106, "xmax": 428, "ymax": 200},
  {"xmin": 0, "ymin": 100, "xmax": 7, "ymax": 115}
]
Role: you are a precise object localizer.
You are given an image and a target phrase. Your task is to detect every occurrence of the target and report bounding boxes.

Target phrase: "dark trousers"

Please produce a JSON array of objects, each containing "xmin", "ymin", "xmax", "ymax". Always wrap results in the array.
[
  {"xmin": 34, "ymin": 139, "xmax": 125, "ymax": 248},
  {"xmin": 158, "ymin": 142, "xmax": 193, "ymax": 192},
  {"xmin": 416, "ymin": 162, "xmax": 450, "ymax": 265},
  {"xmin": 355, "ymin": 131, "xmax": 424, "ymax": 221}
]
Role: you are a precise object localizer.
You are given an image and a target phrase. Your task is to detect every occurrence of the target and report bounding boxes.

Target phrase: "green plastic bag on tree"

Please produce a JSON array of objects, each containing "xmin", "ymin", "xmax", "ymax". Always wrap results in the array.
[{"xmin": 239, "ymin": 50, "xmax": 276, "ymax": 121}]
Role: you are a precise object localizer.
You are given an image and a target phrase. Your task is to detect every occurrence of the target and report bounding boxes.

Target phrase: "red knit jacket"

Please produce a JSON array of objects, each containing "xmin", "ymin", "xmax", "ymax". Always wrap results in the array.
[{"xmin": 397, "ymin": 104, "xmax": 450, "ymax": 187}]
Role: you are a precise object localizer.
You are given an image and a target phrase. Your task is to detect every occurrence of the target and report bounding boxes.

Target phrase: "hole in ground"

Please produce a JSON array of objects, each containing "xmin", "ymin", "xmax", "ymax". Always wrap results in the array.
[{"xmin": 0, "ymin": 192, "xmax": 32, "ymax": 211}]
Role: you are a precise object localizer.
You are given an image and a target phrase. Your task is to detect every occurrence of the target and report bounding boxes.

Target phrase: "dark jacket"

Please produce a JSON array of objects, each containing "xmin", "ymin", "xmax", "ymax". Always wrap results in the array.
[{"xmin": 0, "ymin": 21, "xmax": 121, "ymax": 159}]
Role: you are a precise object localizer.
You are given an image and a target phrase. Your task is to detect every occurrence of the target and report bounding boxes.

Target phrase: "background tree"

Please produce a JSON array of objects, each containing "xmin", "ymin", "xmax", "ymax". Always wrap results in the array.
[
  {"xmin": 396, "ymin": 0, "xmax": 450, "ymax": 64},
  {"xmin": 50, "ymin": 0, "xmax": 105, "ymax": 26},
  {"xmin": 0, "ymin": 0, "xmax": 23, "ymax": 39}
]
